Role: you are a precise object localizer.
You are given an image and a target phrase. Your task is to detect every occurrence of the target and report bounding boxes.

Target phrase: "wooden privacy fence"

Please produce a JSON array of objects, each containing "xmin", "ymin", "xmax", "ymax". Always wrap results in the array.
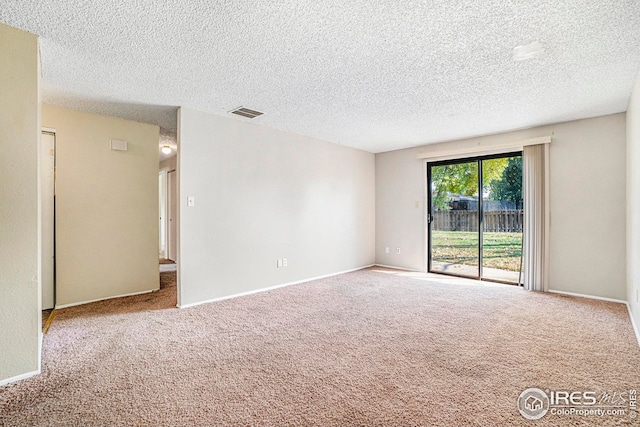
[{"xmin": 432, "ymin": 210, "xmax": 523, "ymax": 232}]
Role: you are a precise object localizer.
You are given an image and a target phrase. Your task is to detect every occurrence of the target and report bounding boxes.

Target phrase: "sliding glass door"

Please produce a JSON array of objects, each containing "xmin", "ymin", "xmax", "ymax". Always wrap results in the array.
[
  {"xmin": 428, "ymin": 153, "xmax": 523, "ymax": 284},
  {"xmin": 481, "ymin": 156, "xmax": 523, "ymax": 282},
  {"xmin": 429, "ymin": 160, "xmax": 480, "ymax": 278}
]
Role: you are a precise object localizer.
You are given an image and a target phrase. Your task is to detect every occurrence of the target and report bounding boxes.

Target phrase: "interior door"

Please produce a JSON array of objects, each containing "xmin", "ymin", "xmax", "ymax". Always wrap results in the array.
[
  {"xmin": 41, "ymin": 132, "xmax": 55, "ymax": 309},
  {"xmin": 167, "ymin": 170, "xmax": 177, "ymax": 262}
]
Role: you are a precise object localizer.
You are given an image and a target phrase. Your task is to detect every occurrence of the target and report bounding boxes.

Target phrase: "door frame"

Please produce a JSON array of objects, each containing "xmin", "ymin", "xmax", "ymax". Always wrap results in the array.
[{"xmin": 426, "ymin": 151, "xmax": 522, "ymax": 284}]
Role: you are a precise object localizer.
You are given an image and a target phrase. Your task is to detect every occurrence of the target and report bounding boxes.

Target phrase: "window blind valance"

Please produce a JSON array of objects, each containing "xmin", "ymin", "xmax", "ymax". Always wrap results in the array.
[{"xmin": 416, "ymin": 136, "xmax": 551, "ymax": 161}]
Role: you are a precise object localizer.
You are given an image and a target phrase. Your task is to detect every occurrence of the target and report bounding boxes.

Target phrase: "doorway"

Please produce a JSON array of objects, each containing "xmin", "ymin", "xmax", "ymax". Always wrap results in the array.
[
  {"xmin": 158, "ymin": 150, "xmax": 178, "ymax": 305},
  {"xmin": 41, "ymin": 131, "xmax": 56, "ymax": 310},
  {"xmin": 427, "ymin": 152, "xmax": 523, "ymax": 284},
  {"xmin": 159, "ymin": 168, "xmax": 177, "ymax": 262}
]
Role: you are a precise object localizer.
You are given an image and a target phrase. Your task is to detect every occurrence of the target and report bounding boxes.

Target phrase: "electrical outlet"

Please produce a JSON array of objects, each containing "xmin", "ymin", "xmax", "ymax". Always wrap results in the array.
[
  {"xmin": 396, "ymin": 248, "xmax": 401, "ymax": 254},
  {"xmin": 283, "ymin": 258, "xmax": 288, "ymax": 267},
  {"xmin": 385, "ymin": 247, "xmax": 389, "ymax": 254},
  {"xmin": 277, "ymin": 259, "xmax": 282, "ymax": 268}
]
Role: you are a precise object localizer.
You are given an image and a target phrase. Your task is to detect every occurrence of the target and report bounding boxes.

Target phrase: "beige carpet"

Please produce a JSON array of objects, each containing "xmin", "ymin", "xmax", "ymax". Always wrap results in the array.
[{"xmin": 1, "ymin": 268, "xmax": 639, "ymax": 426}]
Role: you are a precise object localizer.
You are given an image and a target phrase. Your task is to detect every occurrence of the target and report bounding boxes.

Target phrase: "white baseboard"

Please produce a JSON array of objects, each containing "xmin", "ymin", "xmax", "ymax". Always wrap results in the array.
[
  {"xmin": 373, "ymin": 264, "xmax": 421, "ymax": 272},
  {"xmin": 547, "ymin": 289, "xmax": 627, "ymax": 304},
  {"xmin": 178, "ymin": 264, "xmax": 374, "ymax": 309},
  {"xmin": 0, "ymin": 369, "xmax": 40, "ymax": 387},
  {"xmin": 55, "ymin": 288, "xmax": 159, "ymax": 309},
  {"xmin": 548, "ymin": 290, "xmax": 639, "ymax": 347},
  {"xmin": 627, "ymin": 303, "xmax": 640, "ymax": 347}
]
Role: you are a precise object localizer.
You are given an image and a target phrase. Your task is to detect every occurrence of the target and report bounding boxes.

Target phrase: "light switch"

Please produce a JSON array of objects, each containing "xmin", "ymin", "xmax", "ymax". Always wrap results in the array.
[{"xmin": 187, "ymin": 196, "xmax": 195, "ymax": 207}]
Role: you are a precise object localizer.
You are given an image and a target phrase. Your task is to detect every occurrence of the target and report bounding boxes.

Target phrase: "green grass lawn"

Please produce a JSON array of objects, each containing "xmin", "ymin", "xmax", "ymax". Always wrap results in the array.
[{"xmin": 431, "ymin": 230, "xmax": 522, "ymax": 272}]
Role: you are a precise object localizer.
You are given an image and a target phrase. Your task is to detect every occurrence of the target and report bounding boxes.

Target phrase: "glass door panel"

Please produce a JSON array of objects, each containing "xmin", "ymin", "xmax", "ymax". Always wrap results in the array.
[
  {"xmin": 481, "ymin": 156, "xmax": 523, "ymax": 283},
  {"xmin": 429, "ymin": 161, "xmax": 480, "ymax": 278}
]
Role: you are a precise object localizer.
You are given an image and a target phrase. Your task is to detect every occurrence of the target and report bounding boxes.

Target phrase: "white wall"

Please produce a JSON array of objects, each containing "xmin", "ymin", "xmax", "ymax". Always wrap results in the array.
[
  {"xmin": 376, "ymin": 114, "xmax": 627, "ymax": 301},
  {"xmin": 627, "ymin": 71, "xmax": 640, "ymax": 331},
  {"xmin": 0, "ymin": 24, "xmax": 40, "ymax": 384},
  {"xmin": 42, "ymin": 105, "xmax": 160, "ymax": 307},
  {"xmin": 178, "ymin": 107, "xmax": 375, "ymax": 306}
]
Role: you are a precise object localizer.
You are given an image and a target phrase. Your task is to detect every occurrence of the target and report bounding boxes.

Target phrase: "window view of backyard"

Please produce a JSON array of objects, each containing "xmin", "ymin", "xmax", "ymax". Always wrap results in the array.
[{"xmin": 429, "ymin": 155, "xmax": 523, "ymax": 283}]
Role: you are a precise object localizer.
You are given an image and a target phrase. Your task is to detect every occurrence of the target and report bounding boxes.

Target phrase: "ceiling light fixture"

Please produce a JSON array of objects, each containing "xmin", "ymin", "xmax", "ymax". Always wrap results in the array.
[
  {"xmin": 161, "ymin": 145, "xmax": 172, "ymax": 154},
  {"xmin": 513, "ymin": 40, "xmax": 545, "ymax": 61}
]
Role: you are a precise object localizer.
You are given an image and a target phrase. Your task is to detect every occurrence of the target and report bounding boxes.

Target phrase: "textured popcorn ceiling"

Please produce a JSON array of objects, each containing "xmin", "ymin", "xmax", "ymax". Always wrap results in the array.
[{"xmin": 2, "ymin": 1, "xmax": 640, "ymax": 153}]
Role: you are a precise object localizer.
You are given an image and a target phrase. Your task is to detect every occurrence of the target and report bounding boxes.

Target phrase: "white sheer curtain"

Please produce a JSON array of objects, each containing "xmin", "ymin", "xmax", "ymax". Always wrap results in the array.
[{"xmin": 522, "ymin": 144, "xmax": 549, "ymax": 291}]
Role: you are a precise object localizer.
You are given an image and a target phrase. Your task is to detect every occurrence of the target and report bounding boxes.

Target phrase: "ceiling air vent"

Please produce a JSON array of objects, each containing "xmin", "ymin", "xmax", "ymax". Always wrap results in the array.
[{"xmin": 230, "ymin": 107, "xmax": 264, "ymax": 119}]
